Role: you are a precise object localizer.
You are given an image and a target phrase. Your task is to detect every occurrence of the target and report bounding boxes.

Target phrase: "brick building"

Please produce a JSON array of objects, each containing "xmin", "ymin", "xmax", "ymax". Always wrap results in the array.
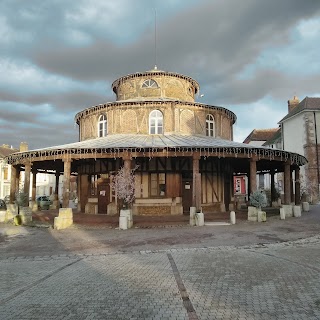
[{"xmin": 5, "ymin": 67, "xmax": 306, "ymax": 217}]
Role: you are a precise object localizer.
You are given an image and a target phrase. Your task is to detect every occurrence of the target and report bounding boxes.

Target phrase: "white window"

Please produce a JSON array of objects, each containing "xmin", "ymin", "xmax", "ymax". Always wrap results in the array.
[
  {"xmin": 142, "ymin": 79, "xmax": 158, "ymax": 88},
  {"xmin": 98, "ymin": 114, "xmax": 107, "ymax": 137},
  {"xmin": 206, "ymin": 114, "xmax": 215, "ymax": 137},
  {"xmin": 149, "ymin": 110, "xmax": 163, "ymax": 134}
]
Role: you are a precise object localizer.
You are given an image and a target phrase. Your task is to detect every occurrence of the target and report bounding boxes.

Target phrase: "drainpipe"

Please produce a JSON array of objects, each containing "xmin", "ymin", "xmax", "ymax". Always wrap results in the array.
[{"xmin": 313, "ymin": 112, "xmax": 320, "ymax": 196}]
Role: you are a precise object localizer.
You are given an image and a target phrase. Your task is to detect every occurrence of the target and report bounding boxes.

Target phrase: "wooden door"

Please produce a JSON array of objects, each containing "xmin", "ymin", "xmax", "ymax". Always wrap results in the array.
[
  {"xmin": 182, "ymin": 180, "xmax": 192, "ymax": 214},
  {"xmin": 98, "ymin": 180, "xmax": 110, "ymax": 214}
]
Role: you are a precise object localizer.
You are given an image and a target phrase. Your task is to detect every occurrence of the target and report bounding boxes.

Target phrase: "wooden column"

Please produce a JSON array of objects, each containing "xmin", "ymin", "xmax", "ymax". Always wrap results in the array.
[
  {"xmin": 192, "ymin": 153, "xmax": 201, "ymax": 211},
  {"xmin": 24, "ymin": 162, "xmax": 32, "ymax": 206},
  {"xmin": 284, "ymin": 161, "xmax": 291, "ymax": 205},
  {"xmin": 31, "ymin": 170, "xmax": 37, "ymax": 201},
  {"xmin": 249, "ymin": 158, "xmax": 257, "ymax": 194},
  {"xmin": 295, "ymin": 167, "xmax": 301, "ymax": 205},
  {"xmin": 9, "ymin": 165, "xmax": 17, "ymax": 204},
  {"xmin": 270, "ymin": 170, "xmax": 275, "ymax": 202},
  {"xmin": 62, "ymin": 159, "xmax": 72, "ymax": 208},
  {"xmin": 55, "ymin": 172, "xmax": 60, "ymax": 201}
]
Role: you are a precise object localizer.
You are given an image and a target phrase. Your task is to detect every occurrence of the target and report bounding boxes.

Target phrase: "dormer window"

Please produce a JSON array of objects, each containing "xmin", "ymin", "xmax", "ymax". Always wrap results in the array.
[
  {"xmin": 98, "ymin": 114, "xmax": 107, "ymax": 137},
  {"xmin": 142, "ymin": 79, "xmax": 158, "ymax": 88},
  {"xmin": 149, "ymin": 110, "xmax": 163, "ymax": 134},
  {"xmin": 206, "ymin": 114, "xmax": 215, "ymax": 137}
]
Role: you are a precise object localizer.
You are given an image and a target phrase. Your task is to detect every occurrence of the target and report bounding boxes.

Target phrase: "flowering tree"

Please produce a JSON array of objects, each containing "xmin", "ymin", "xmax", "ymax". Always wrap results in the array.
[{"xmin": 110, "ymin": 165, "xmax": 138, "ymax": 209}]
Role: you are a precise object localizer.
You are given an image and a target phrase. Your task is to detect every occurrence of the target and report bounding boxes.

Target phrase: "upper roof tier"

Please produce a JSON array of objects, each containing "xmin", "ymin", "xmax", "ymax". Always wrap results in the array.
[{"xmin": 111, "ymin": 67, "xmax": 200, "ymax": 103}]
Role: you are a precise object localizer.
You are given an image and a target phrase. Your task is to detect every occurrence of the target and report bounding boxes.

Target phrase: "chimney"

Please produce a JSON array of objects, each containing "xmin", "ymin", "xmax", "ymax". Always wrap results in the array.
[
  {"xmin": 20, "ymin": 142, "xmax": 28, "ymax": 152},
  {"xmin": 287, "ymin": 95, "xmax": 300, "ymax": 113}
]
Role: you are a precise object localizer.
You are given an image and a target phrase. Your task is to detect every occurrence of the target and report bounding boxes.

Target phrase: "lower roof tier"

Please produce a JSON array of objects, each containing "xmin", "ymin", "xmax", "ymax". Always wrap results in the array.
[{"xmin": 6, "ymin": 134, "xmax": 307, "ymax": 167}]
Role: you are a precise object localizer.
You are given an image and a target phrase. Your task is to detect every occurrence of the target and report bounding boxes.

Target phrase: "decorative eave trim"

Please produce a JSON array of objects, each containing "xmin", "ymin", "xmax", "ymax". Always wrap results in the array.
[
  {"xmin": 5, "ymin": 145, "xmax": 307, "ymax": 167},
  {"xmin": 111, "ymin": 71, "xmax": 200, "ymax": 94},
  {"xmin": 74, "ymin": 100, "xmax": 237, "ymax": 124}
]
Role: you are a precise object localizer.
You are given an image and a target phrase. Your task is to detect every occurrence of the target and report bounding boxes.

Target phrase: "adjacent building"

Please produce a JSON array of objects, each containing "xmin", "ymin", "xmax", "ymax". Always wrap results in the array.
[{"xmin": 279, "ymin": 96, "xmax": 320, "ymax": 203}]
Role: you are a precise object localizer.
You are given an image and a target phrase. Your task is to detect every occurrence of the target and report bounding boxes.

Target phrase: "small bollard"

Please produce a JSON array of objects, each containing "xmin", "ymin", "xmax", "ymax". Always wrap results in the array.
[
  {"xmin": 280, "ymin": 208, "xmax": 286, "ymax": 220},
  {"xmin": 230, "ymin": 211, "xmax": 236, "ymax": 224}
]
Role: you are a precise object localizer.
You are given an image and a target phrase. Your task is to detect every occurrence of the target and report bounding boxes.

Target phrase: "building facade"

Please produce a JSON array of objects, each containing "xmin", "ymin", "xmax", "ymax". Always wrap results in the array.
[{"xmin": 5, "ymin": 68, "xmax": 306, "ymax": 216}]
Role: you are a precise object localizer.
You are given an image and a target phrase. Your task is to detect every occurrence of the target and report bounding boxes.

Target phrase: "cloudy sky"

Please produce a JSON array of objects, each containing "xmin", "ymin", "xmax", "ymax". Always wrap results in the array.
[{"xmin": 1, "ymin": 0, "xmax": 320, "ymax": 150}]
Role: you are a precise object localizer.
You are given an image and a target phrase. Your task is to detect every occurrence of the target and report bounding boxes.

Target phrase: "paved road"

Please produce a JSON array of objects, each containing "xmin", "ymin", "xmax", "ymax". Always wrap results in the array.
[{"xmin": 0, "ymin": 206, "xmax": 320, "ymax": 319}]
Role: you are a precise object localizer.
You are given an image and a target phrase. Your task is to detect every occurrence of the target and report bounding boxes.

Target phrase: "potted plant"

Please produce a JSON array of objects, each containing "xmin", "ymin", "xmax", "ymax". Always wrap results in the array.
[{"xmin": 248, "ymin": 190, "xmax": 267, "ymax": 222}]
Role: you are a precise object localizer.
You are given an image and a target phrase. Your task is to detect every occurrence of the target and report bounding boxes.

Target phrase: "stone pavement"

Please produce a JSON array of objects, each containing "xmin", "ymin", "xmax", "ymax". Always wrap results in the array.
[{"xmin": 0, "ymin": 206, "xmax": 320, "ymax": 319}]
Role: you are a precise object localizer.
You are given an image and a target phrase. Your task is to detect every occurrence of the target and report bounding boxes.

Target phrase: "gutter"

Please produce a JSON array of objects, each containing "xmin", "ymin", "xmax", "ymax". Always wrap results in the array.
[{"xmin": 313, "ymin": 112, "xmax": 320, "ymax": 193}]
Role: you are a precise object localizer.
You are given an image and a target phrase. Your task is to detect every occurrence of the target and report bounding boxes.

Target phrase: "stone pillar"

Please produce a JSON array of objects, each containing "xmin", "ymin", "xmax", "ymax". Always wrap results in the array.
[
  {"xmin": 62, "ymin": 159, "xmax": 72, "ymax": 208},
  {"xmin": 284, "ymin": 161, "xmax": 291, "ymax": 205},
  {"xmin": 295, "ymin": 167, "xmax": 301, "ymax": 205},
  {"xmin": 23, "ymin": 162, "xmax": 31, "ymax": 206},
  {"xmin": 249, "ymin": 158, "xmax": 257, "ymax": 194},
  {"xmin": 9, "ymin": 165, "xmax": 17, "ymax": 204},
  {"xmin": 192, "ymin": 153, "xmax": 201, "ymax": 211}
]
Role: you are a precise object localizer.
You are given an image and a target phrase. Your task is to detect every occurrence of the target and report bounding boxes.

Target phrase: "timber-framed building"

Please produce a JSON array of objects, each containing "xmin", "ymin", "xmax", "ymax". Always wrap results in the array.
[{"xmin": 6, "ymin": 67, "xmax": 306, "ymax": 216}]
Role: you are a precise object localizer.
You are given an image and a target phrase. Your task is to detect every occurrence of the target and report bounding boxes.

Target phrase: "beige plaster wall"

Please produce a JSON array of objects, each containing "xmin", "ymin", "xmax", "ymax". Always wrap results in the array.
[
  {"xmin": 79, "ymin": 104, "xmax": 233, "ymax": 141},
  {"xmin": 115, "ymin": 74, "xmax": 196, "ymax": 102}
]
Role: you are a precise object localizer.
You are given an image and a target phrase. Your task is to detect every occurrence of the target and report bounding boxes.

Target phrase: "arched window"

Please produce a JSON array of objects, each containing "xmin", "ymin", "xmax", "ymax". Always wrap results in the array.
[
  {"xmin": 149, "ymin": 110, "xmax": 163, "ymax": 134},
  {"xmin": 142, "ymin": 79, "xmax": 158, "ymax": 88},
  {"xmin": 98, "ymin": 114, "xmax": 107, "ymax": 137},
  {"xmin": 206, "ymin": 114, "xmax": 215, "ymax": 137}
]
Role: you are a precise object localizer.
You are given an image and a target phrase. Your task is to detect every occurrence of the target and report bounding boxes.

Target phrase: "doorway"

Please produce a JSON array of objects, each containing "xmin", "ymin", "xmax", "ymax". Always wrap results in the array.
[
  {"xmin": 97, "ymin": 180, "xmax": 110, "ymax": 214},
  {"xmin": 182, "ymin": 180, "xmax": 192, "ymax": 214}
]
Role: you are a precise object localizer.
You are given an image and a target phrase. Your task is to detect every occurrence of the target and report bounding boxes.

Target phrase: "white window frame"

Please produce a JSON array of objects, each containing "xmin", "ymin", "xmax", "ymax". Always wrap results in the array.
[
  {"xmin": 206, "ymin": 114, "xmax": 215, "ymax": 137},
  {"xmin": 149, "ymin": 110, "xmax": 163, "ymax": 134},
  {"xmin": 98, "ymin": 114, "xmax": 107, "ymax": 137},
  {"xmin": 142, "ymin": 79, "xmax": 158, "ymax": 88}
]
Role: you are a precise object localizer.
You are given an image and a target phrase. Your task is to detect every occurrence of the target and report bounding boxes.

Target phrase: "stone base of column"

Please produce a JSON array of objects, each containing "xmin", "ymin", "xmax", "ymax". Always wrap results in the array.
[
  {"xmin": 29, "ymin": 201, "xmax": 38, "ymax": 212},
  {"xmin": 190, "ymin": 207, "xmax": 196, "ymax": 226},
  {"xmin": 282, "ymin": 205, "xmax": 293, "ymax": 217},
  {"xmin": 302, "ymin": 202, "xmax": 309, "ymax": 212},
  {"xmin": 293, "ymin": 205, "xmax": 301, "ymax": 217},
  {"xmin": 6, "ymin": 204, "xmax": 18, "ymax": 221},
  {"xmin": 0, "ymin": 211, "xmax": 6, "ymax": 223},
  {"xmin": 280, "ymin": 208, "xmax": 286, "ymax": 220},
  {"xmin": 54, "ymin": 208, "xmax": 73, "ymax": 230}
]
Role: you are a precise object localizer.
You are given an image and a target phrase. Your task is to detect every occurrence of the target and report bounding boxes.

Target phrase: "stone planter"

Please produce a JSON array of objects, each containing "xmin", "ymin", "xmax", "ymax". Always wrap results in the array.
[
  {"xmin": 54, "ymin": 208, "xmax": 73, "ymax": 230},
  {"xmin": 248, "ymin": 206, "xmax": 258, "ymax": 222},
  {"xmin": 257, "ymin": 211, "xmax": 266, "ymax": 222},
  {"xmin": 20, "ymin": 207, "xmax": 32, "ymax": 225},
  {"xmin": 119, "ymin": 209, "xmax": 133, "ymax": 230}
]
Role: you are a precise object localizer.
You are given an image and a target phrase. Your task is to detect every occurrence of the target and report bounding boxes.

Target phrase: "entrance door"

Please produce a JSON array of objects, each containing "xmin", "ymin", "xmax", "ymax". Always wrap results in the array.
[
  {"xmin": 98, "ymin": 180, "xmax": 110, "ymax": 214},
  {"xmin": 182, "ymin": 180, "xmax": 192, "ymax": 214}
]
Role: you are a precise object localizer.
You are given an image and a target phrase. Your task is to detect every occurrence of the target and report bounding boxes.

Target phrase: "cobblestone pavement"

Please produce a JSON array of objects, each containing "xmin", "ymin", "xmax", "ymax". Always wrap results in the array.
[{"xmin": 0, "ymin": 207, "xmax": 320, "ymax": 319}]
